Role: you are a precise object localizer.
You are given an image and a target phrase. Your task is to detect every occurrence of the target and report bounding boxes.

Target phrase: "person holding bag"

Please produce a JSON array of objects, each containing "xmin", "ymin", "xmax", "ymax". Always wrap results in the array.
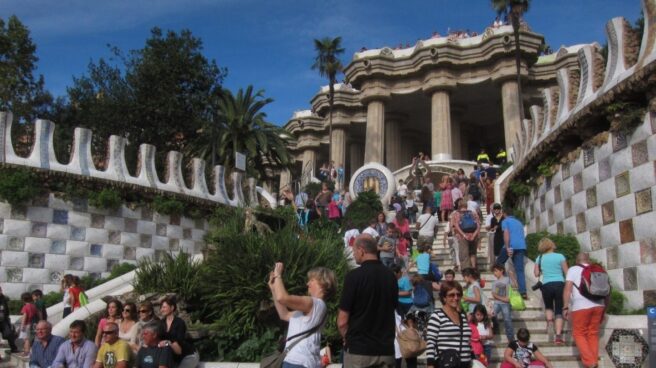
[{"xmin": 267, "ymin": 262, "xmax": 336, "ymax": 368}]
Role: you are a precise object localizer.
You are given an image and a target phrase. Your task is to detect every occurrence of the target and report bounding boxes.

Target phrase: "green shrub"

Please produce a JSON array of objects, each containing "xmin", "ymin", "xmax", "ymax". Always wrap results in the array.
[
  {"xmin": 8, "ymin": 299, "xmax": 22, "ymax": 314},
  {"xmin": 342, "ymin": 190, "xmax": 383, "ymax": 230},
  {"xmin": 43, "ymin": 291, "xmax": 64, "ymax": 308},
  {"xmin": 303, "ymin": 182, "xmax": 322, "ymax": 198},
  {"xmin": 525, "ymin": 231, "xmax": 580, "ymax": 266},
  {"xmin": 0, "ymin": 167, "xmax": 41, "ymax": 206},
  {"xmin": 88, "ymin": 188, "xmax": 122, "ymax": 210},
  {"xmin": 108, "ymin": 262, "xmax": 137, "ymax": 279},
  {"xmin": 508, "ymin": 181, "xmax": 531, "ymax": 198},
  {"xmin": 133, "ymin": 252, "xmax": 203, "ymax": 305},
  {"xmin": 606, "ymin": 288, "xmax": 626, "ymax": 315},
  {"xmin": 536, "ymin": 157, "xmax": 558, "ymax": 178},
  {"xmin": 152, "ymin": 195, "xmax": 185, "ymax": 215},
  {"xmin": 198, "ymin": 209, "xmax": 349, "ymax": 361}
]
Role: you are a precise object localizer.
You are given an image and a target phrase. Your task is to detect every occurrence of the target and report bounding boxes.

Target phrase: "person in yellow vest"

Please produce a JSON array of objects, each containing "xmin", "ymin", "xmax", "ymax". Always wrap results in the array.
[
  {"xmin": 496, "ymin": 148, "xmax": 507, "ymax": 164},
  {"xmin": 476, "ymin": 148, "xmax": 491, "ymax": 164}
]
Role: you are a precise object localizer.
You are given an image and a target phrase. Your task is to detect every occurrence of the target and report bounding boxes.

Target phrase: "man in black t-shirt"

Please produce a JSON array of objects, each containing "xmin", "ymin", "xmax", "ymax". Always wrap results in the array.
[
  {"xmin": 338, "ymin": 234, "xmax": 398, "ymax": 367},
  {"xmin": 137, "ymin": 321, "xmax": 173, "ymax": 368}
]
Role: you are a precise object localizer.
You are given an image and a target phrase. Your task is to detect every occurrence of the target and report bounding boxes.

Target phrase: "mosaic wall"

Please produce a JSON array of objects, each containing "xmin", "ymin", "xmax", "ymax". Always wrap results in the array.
[
  {"xmin": 0, "ymin": 194, "xmax": 207, "ymax": 298},
  {"xmin": 523, "ymin": 114, "xmax": 656, "ymax": 309}
]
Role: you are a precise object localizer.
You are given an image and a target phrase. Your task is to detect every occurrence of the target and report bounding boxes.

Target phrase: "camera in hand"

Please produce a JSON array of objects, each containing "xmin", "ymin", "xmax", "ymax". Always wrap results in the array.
[{"xmin": 531, "ymin": 281, "xmax": 543, "ymax": 291}]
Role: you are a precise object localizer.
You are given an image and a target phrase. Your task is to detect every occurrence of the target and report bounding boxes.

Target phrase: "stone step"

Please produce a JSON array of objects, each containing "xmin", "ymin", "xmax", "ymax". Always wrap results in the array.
[{"xmin": 489, "ymin": 355, "xmax": 583, "ymax": 367}]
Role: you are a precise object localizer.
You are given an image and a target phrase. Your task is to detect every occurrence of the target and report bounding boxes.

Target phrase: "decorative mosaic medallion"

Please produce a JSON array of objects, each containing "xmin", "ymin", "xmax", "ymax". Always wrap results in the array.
[
  {"xmin": 605, "ymin": 329, "xmax": 648, "ymax": 367},
  {"xmin": 349, "ymin": 163, "xmax": 396, "ymax": 204}
]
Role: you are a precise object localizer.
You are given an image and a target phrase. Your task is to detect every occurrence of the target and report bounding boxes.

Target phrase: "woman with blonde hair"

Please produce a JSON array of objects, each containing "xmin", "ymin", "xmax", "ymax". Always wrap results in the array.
[
  {"xmin": 269, "ymin": 263, "xmax": 336, "ymax": 368},
  {"xmin": 533, "ymin": 237, "xmax": 569, "ymax": 345}
]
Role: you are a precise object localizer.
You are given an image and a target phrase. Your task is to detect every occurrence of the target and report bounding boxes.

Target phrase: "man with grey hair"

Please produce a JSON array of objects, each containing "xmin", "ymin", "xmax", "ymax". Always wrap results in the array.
[
  {"xmin": 29, "ymin": 320, "xmax": 65, "ymax": 368},
  {"xmin": 137, "ymin": 321, "xmax": 173, "ymax": 368}
]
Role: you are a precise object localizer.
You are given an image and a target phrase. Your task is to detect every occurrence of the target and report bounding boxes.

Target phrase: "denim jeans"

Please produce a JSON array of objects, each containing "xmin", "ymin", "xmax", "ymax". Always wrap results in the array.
[
  {"xmin": 493, "ymin": 302, "xmax": 514, "ymax": 342},
  {"xmin": 496, "ymin": 248, "xmax": 527, "ymax": 294}
]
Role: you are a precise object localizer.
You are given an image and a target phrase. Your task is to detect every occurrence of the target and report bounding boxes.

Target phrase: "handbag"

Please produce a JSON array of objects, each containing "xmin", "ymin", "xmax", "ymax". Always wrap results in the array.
[
  {"xmin": 396, "ymin": 324, "xmax": 427, "ymax": 358},
  {"xmin": 260, "ymin": 312, "xmax": 327, "ymax": 368},
  {"xmin": 413, "ymin": 215, "xmax": 433, "ymax": 240},
  {"xmin": 509, "ymin": 288, "xmax": 526, "ymax": 311},
  {"xmin": 436, "ymin": 309, "xmax": 465, "ymax": 368}
]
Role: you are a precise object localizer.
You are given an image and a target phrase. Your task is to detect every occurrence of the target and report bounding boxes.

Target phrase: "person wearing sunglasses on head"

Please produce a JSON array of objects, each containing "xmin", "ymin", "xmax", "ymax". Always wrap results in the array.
[
  {"xmin": 93, "ymin": 322, "xmax": 133, "ymax": 368},
  {"xmin": 119, "ymin": 302, "xmax": 140, "ymax": 353}
]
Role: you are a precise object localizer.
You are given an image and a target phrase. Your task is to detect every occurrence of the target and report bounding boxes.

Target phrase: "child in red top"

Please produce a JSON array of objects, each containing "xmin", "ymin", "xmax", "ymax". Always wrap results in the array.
[
  {"xmin": 20, "ymin": 292, "xmax": 38, "ymax": 356},
  {"xmin": 68, "ymin": 276, "xmax": 83, "ymax": 311}
]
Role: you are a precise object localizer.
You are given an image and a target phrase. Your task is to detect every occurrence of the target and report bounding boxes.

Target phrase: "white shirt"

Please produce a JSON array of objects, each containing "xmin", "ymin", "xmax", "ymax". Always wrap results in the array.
[
  {"xmin": 417, "ymin": 214, "xmax": 439, "ymax": 237},
  {"xmin": 343, "ymin": 229, "xmax": 360, "ymax": 248},
  {"xmin": 484, "ymin": 213, "xmax": 494, "ymax": 228},
  {"xmin": 362, "ymin": 227, "xmax": 380, "ymax": 238},
  {"xmin": 565, "ymin": 264, "xmax": 605, "ymax": 312},
  {"xmin": 467, "ymin": 200, "xmax": 479, "ymax": 212},
  {"xmin": 398, "ymin": 184, "xmax": 408, "ymax": 197},
  {"xmin": 284, "ymin": 297, "xmax": 327, "ymax": 368}
]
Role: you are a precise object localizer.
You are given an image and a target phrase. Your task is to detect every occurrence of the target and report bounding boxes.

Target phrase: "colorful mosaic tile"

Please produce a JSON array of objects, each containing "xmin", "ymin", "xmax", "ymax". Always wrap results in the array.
[
  {"xmin": 583, "ymin": 147, "xmax": 595, "ymax": 167},
  {"xmin": 124, "ymin": 247, "xmax": 136, "ymax": 260},
  {"xmin": 599, "ymin": 157, "xmax": 611, "ymax": 181},
  {"xmin": 141, "ymin": 207, "xmax": 153, "ymax": 221},
  {"xmin": 72, "ymin": 198, "xmax": 88, "ymax": 212},
  {"xmin": 607, "ymin": 246, "xmax": 619, "ymax": 269},
  {"xmin": 8, "ymin": 237, "xmax": 24, "ymax": 250},
  {"xmin": 576, "ymin": 213, "xmax": 586, "ymax": 233},
  {"xmin": 602, "ymin": 201, "xmax": 615, "ymax": 225},
  {"xmin": 11, "ymin": 207, "xmax": 26, "ymax": 220},
  {"xmin": 124, "ymin": 219, "xmax": 137, "ymax": 233},
  {"xmin": 586, "ymin": 188, "xmax": 597, "ymax": 208},
  {"xmin": 69, "ymin": 257, "xmax": 84, "ymax": 270},
  {"xmin": 615, "ymin": 171, "xmax": 630, "ymax": 197},
  {"xmin": 91, "ymin": 214, "xmax": 105, "ymax": 229},
  {"xmin": 619, "ymin": 219, "xmax": 635, "ymax": 243},
  {"xmin": 107, "ymin": 259, "xmax": 119, "ymax": 271},
  {"xmin": 564, "ymin": 199, "xmax": 572, "ymax": 218},
  {"xmin": 623, "ymin": 267, "xmax": 637, "ymax": 290},
  {"xmin": 556, "ymin": 222, "xmax": 564, "ymax": 234},
  {"xmin": 573, "ymin": 173, "xmax": 583, "ymax": 193},
  {"xmin": 548, "ymin": 209, "xmax": 554, "ymax": 225},
  {"xmin": 170, "ymin": 239, "xmax": 180, "ymax": 251},
  {"xmin": 50, "ymin": 240, "xmax": 66, "ymax": 254},
  {"xmin": 612, "ymin": 131, "xmax": 628, "ymax": 152},
  {"xmin": 29, "ymin": 253, "xmax": 44, "ymax": 268},
  {"xmin": 31, "ymin": 222, "xmax": 47, "ymax": 237},
  {"xmin": 632, "ymin": 140, "xmax": 649, "ymax": 166},
  {"xmin": 554, "ymin": 185, "xmax": 561, "ymax": 203},
  {"xmin": 635, "ymin": 188, "xmax": 653, "ymax": 214},
  {"xmin": 90, "ymin": 244, "xmax": 103, "ymax": 257},
  {"xmin": 140, "ymin": 234, "xmax": 152, "ymax": 248},
  {"xmin": 6, "ymin": 268, "xmax": 22, "ymax": 282},
  {"xmin": 71, "ymin": 227, "xmax": 86, "ymax": 241},
  {"xmin": 590, "ymin": 228, "xmax": 602, "ymax": 250},
  {"xmin": 562, "ymin": 163, "xmax": 570, "ymax": 179},
  {"xmin": 170, "ymin": 214, "xmax": 181, "ymax": 226},
  {"xmin": 640, "ymin": 238, "xmax": 656, "ymax": 263},
  {"xmin": 53, "ymin": 209, "xmax": 69, "ymax": 225},
  {"xmin": 108, "ymin": 231, "xmax": 121, "ymax": 244},
  {"xmin": 156, "ymin": 224, "xmax": 167, "ymax": 236},
  {"xmin": 183, "ymin": 228, "xmax": 192, "ymax": 240}
]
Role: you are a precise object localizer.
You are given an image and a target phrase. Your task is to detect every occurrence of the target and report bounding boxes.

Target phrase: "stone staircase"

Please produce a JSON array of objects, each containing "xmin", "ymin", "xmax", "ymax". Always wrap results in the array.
[{"xmin": 419, "ymin": 206, "xmax": 584, "ymax": 367}]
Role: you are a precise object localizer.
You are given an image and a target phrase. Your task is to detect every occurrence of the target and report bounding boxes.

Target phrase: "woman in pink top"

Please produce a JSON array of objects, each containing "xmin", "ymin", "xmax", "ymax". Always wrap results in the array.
[
  {"xmin": 440, "ymin": 176, "xmax": 454, "ymax": 221},
  {"xmin": 94, "ymin": 299, "xmax": 123, "ymax": 346},
  {"xmin": 393, "ymin": 212, "xmax": 411, "ymax": 264}
]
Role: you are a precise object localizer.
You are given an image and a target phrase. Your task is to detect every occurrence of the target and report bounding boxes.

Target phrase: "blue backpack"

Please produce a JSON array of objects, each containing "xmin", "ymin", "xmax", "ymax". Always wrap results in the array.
[
  {"xmin": 459, "ymin": 211, "xmax": 477, "ymax": 233},
  {"xmin": 413, "ymin": 282, "xmax": 432, "ymax": 307},
  {"xmin": 429, "ymin": 263, "xmax": 442, "ymax": 282}
]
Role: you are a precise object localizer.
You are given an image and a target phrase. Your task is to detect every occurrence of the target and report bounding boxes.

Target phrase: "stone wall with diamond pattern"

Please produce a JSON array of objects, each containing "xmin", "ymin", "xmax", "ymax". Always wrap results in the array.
[
  {"xmin": 0, "ymin": 193, "xmax": 207, "ymax": 298},
  {"xmin": 522, "ymin": 113, "xmax": 656, "ymax": 309}
]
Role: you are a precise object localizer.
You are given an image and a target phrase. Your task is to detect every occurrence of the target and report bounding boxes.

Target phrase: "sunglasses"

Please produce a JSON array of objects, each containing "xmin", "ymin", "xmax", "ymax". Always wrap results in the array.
[
  {"xmin": 123, "ymin": 308, "xmax": 132, "ymax": 312},
  {"xmin": 446, "ymin": 292, "xmax": 462, "ymax": 298},
  {"xmin": 102, "ymin": 330, "xmax": 117, "ymax": 335},
  {"xmin": 139, "ymin": 310, "xmax": 150, "ymax": 313}
]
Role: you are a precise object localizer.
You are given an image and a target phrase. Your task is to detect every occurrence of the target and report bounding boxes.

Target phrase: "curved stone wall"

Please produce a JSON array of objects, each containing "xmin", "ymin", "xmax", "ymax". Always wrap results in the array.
[{"xmin": 503, "ymin": 0, "xmax": 656, "ymax": 308}]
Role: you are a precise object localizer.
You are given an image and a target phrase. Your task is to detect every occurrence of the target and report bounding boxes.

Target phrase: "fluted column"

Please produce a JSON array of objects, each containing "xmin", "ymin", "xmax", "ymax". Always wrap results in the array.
[
  {"xmin": 364, "ymin": 100, "xmax": 385, "ymax": 163},
  {"xmin": 385, "ymin": 119, "xmax": 402, "ymax": 171},
  {"xmin": 301, "ymin": 149, "xmax": 316, "ymax": 185},
  {"xmin": 278, "ymin": 168, "xmax": 291, "ymax": 193},
  {"xmin": 431, "ymin": 90, "xmax": 452, "ymax": 161},
  {"xmin": 501, "ymin": 80, "xmax": 521, "ymax": 155},
  {"xmin": 330, "ymin": 128, "xmax": 346, "ymax": 168},
  {"xmin": 451, "ymin": 118, "xmax": 461, "ymax": 160},
  {"xmin": 349, "ymin": 142, "xmax": 364, "ymax": 177}
]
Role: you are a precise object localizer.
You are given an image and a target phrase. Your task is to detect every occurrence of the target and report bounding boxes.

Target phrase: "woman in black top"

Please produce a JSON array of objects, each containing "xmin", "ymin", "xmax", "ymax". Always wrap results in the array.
[{"xmin": 158, "ymin": 296, "xmax": 198, "ymax": 368}]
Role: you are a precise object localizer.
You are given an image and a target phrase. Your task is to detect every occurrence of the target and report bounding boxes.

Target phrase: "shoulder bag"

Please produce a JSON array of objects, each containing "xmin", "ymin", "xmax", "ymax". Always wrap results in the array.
[
  {"xmin": 413, "ymin": 215, "xmax": 433, "ymax": 240},
  {"xmin": 436, "ymin": 309, "xmax": 466, "ymax": 368},
  {"xmin": 260, "ymin": 312, "xmax": 327, "ymax": 368},
  {"xmin": 396, "ymin": 323, "xmax": 427, "ymax": 358}
]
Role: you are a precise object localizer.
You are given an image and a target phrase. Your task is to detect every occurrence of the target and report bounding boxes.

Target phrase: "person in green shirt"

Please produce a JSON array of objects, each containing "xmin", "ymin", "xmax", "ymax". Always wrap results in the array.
[
  {"xmin": 32, "ymin": 289, "xmax": 47, "ymax": 321},
  {"xmin": 433, "ymin": 188, "xmax": 442, "ymax": 218}
]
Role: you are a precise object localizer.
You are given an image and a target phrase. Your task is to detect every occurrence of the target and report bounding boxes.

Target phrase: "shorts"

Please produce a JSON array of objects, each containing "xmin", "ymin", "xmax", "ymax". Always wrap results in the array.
[
  {"xmin": 466, "ymin": 238, "xmax": 478, "ymax": 254},
  {"xmin": 540, "ymin": 281, "xmax": 565, "ymax": 316},
  {"xmin": 417, "ymin": 235, "xmax": 433, "ymax": 248}
]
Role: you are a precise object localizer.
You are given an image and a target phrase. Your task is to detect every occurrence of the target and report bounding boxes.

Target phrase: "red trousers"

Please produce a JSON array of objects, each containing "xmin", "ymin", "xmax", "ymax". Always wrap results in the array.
[{"xmin": 571, "ymin": 306, "xmax": 604, "ymax": 367}]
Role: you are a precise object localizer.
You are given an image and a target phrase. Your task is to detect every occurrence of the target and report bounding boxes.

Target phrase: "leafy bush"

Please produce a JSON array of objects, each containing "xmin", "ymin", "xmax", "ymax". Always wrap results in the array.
[
  {"xmin": 0, "ymin": 167, "xmax": 41, "ymax": 206},
  {"xmin": 88, "ymin": 188, "xmax": 122, "ymax": 210},
  {"xmin": 304, "ymin": 182, "xmax": 322, "ymax": 198},
  {"xmin": 508, "ymin": 181, "xmax": 531, "ymax": 198},
  {"xmin": 43, "ymin": 291, "xmax": 64, "ymax": 308},
  {"xmin": 198, "ymin": 208, "xmax": 349, "ymax": 361},
  {"xmin": 342, "ymin": 190, "xmax": 383, "ymax": 230},
  {"xmin": 525, "ymin": 231, "xmax": 580, "ymax": 266},
  {"xmin": 536, "ymin": 157, "xmax": 558, "ymax": 178},
  {"xmin": 606, "ymin": 288, "xmax": 626, "ymax": 315},
  {"xmin": 133, "ymin": 252, "xmax": 203, "ymax": 305},
  {"xmin": 152, "ymin": 195, "xmax": 185, "ymax": 215}
]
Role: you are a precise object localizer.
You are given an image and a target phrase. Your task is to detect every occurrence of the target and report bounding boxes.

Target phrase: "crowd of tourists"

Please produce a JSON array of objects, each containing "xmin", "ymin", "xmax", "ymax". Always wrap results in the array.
[{"xmin": 268, "ymin": 154, "xmax": 608, "ymax": 368}]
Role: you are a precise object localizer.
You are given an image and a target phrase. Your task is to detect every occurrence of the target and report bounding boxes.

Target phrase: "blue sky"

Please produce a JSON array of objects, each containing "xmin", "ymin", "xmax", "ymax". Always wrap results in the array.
[{"xmin": 1, "ymin": 0, "xmax": 643, "ymax": 126}]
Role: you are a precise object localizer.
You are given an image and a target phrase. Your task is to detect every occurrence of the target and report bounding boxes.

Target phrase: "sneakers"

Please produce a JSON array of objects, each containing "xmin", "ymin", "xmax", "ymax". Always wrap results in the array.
[
  {"xmin": 521, "ymin": 293, "xmax": 529, "ymax": 300},
  {"xmin": 554, "ymin": 335, "xmax": 565, "ymax": 345}
]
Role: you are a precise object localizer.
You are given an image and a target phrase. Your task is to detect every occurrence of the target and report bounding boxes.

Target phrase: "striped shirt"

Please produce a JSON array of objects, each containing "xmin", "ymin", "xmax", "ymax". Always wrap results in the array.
[{"xmin": 425, "ymin": 308, "xmax": 472, "ymax": 365}]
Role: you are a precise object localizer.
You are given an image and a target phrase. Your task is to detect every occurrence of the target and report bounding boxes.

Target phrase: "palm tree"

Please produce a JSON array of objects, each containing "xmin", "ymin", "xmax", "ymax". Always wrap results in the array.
[
  {"xmin": 311, "ymin": 37, "xmax": 344, "ymax": 162},
  {"xmin": 214, "ymin": 86, "xmax": 293, "ymax": 179},
  {"xmin": 492, "ymin": 0, "xmax": 530, "ymax": 120}
]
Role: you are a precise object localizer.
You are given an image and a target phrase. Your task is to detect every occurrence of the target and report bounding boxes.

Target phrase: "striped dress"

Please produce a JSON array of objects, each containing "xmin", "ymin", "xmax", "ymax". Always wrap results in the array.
[{"xmin": 425, "ymin": 308, "xmax": 472, "ymax": 365}]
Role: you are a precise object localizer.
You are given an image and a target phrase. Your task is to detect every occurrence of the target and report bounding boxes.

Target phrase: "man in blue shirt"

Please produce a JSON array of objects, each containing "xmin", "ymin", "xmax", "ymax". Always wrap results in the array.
[
  {"xmin": 30, "ymin": 320, "xmax": 65, "ymax": 368},
  {"xmin": 495, "ymin": 206, "xmax": 528, "ymax": 298},
  {"xmin": 52, "ymin": 320, "xmax": 98, "ymax": 368}
]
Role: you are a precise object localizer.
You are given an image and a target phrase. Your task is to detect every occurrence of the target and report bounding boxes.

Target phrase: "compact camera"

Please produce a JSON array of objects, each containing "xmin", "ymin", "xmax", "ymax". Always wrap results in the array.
[{"xmin": 531, "ymin": 281, "xmax": 543, "ymax": 291}]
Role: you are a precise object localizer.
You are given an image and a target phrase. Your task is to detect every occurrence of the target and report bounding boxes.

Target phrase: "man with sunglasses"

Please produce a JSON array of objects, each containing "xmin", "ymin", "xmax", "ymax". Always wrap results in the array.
[{"xmin": 94, "ymin": 322, "xmax": 132, "ymax": 368}]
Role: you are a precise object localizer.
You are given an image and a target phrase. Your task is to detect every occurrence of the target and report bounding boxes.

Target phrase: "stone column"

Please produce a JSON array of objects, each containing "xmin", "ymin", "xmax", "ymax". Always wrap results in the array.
[
  {"xmin": 364, "ymin": 100, "xmax": 385, "ymax": 163},
  {"xmin": 330, "ymin": 128, "xmax": 346, "ymax": 169},
  {"xmin": 278, "ymin": 169, "xmax": 291, "ymax": 193},
  {"xmin": 385, "ymin": 119, "xmax": 402, "ymax": 171},
  {"xmin": 349, "ymin": 142, "xmax": 364, "ymax": 177},
  {"xmin": 451, "ymin": 118, "xmax": 461, "ymax": 160},
  {"xmin": 301, "ymin": 149, "xmax": 316, "ymax": 184},
  {"xmin": 501, "ymin": 80, "xmax": 522, "ymax": 155},
  {"xmin": 431, "ymin": 90, "xmax": 452, "ymax": 161}
]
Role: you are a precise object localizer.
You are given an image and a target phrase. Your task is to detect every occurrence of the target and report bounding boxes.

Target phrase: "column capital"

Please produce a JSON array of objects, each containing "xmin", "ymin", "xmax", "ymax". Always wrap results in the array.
[{"xmin": 423, "ymin": 84, "xmax": 455, "ymax": 96}]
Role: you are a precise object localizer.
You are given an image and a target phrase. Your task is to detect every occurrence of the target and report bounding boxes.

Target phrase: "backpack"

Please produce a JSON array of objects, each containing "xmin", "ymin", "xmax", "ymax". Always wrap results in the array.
[
  {"xmin": 79, "ymin": 291, "xmax": 89, "ymax": 306},
  {"xmin": 575, "ymin": 263, "xmax": 611, "ymax": 301},
  {"xmin": 459, "ymin": 211, "xmax": 477, "ymax": 233},
  {"xmin": 413, "ymin": 283, "xmax": 432, "ymax": 307},
  {"xmin": 429, "ymin": 263, "xmax": 442, "ymax": 282}
]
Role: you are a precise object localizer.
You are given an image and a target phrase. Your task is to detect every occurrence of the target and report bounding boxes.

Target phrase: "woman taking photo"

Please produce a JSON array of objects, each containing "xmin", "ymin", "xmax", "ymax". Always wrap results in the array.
[
  {"xmin": 268, "ymin": 262, "xmax": 336, "ymax": 368},
  {"xmin": 533, "ymin": 238, "xmax": 569, "ymax": 345},
  {"xmin": 426, "ymin": 280, "xmax": 472, "ymax": 368},
  {"xmin": 158, "ymin": 296, "xmax": 199, "ymax": 368},
  {"xmin": 94, "ymin": 299, "xmax": 123, "ymax": 346}
]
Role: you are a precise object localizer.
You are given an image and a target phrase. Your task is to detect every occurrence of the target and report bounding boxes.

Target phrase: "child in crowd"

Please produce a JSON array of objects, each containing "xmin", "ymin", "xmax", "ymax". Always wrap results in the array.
[
  {"xmin": 394, "ymin": 228, "xmax": 408, "ymax": 269},
  {"xmin": 491, "ymin": 263, "xmax": 514, "ymax": 343},
  {"xmin": 20, "ymin": 292, "xmax": 38, "ymax": 356},
  {"xmin": 443, "ymin": 269, "xmax": 456, "ymax": 282},
  {"xmin": 462, "ymin": 267, "xmax": 484, "ymax": 316},
  {"xmin": 32, "ymin": 289, "xmax": 47, "ymax": 321},
  {"xmin": 393, "ymin": 265, "xmax": 413, "ymax": 317},
  {"xmin": 378, "ymin": 224, "xmax": 397, "ymax": 268},
  {"xmin": 468, "ymin": 317, "xmax": 485, "ymax": 367},
  {"xmin": 415, "ymin": 245, "xmax": 430, "ymax": 279},
  {"xmin": 473, "ymin": 304, "xmax": 494, "ymax": 365},
  {"xmin": 501, "ymin": 328, "xmax": 553, "ymax": 368}
]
